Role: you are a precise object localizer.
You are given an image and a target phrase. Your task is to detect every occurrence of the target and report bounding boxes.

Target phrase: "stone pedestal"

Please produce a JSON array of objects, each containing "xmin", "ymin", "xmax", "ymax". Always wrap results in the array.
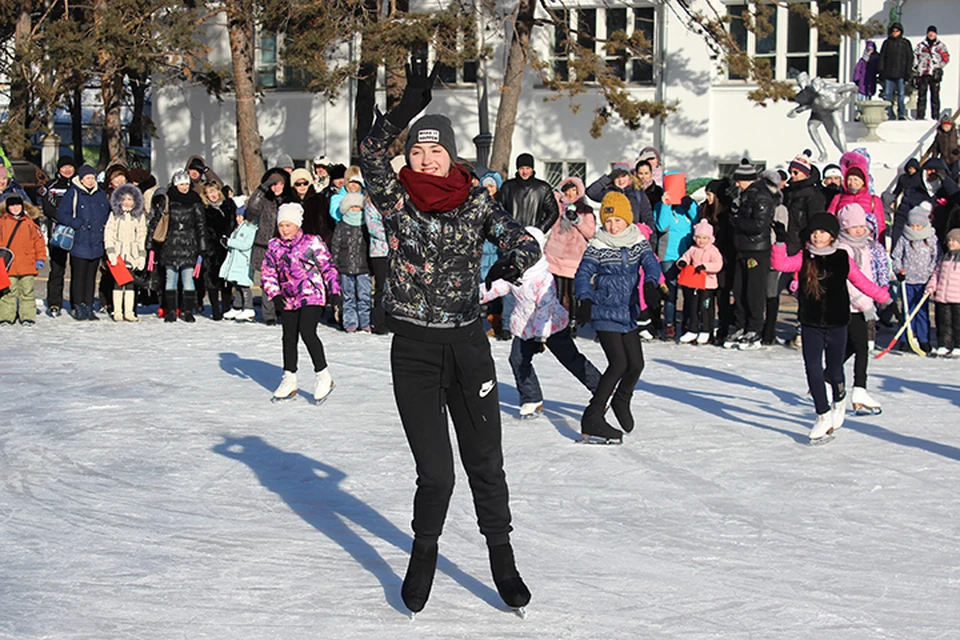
[{"xmin": 858, "ymin": 100, "xmax": 890, "ymax": 142}]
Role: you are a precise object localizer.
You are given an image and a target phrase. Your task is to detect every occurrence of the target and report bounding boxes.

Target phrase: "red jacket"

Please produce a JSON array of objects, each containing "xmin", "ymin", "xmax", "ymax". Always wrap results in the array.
[{"xmin": 0, "ymin": 210, "xmax": 46, "ymax": 276}]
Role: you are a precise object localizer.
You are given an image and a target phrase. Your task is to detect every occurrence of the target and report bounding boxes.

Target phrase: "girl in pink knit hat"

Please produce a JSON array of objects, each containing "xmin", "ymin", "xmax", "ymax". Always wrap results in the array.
[{"xmin": 675, "ymin": 219, "xmax": 724, "ymax": 344}]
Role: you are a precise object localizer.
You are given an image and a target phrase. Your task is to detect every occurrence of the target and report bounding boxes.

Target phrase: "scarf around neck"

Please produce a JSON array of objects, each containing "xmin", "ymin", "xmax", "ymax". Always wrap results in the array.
[
  {"xmin": 807, "ymin": 241, "xmax": 838, "ymax": 257},
  {"xmin": 398, "ymin": 164, "xmax": 472, "ymax": 214},
  {"xmin": 903, "ymin": 225, "xmax": 936, "ymax": 242},
  {"xmin": 591, "ymin": 224, "xmax": 643, "ymax": 249}
]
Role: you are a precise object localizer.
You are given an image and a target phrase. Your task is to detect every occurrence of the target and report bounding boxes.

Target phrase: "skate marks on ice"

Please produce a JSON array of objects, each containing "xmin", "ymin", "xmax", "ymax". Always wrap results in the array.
[{"xmin": 212, "ymin": 436, "xmax": 503, "ymax": 614}]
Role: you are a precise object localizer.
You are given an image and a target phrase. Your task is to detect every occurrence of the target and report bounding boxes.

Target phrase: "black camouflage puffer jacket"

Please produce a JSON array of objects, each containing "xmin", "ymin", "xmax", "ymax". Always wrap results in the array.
[{"xmin": 359, "ymin": 116, "xmax": 540, "ymax": 328}]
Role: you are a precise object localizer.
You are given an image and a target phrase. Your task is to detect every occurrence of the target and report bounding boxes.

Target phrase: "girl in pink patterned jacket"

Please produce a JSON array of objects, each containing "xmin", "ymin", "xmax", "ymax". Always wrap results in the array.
[
  {"xmin": 261, "ymin": 203, "xmax": 341, "ymax": 404},
  {"xmin": 481, "ymin": 227, "xmax": 601, "ymax": 418}
]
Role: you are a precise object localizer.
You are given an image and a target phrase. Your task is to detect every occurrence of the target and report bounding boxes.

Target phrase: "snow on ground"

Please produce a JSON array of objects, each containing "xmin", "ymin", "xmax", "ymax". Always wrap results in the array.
[{"xmin": 2, "ymin": 313, "xmax": 959, "ymax": 639}]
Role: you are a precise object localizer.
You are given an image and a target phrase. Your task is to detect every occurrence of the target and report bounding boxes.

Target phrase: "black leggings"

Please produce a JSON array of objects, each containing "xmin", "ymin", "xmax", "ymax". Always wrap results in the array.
[
  {"xmin": 554, "ymin": 275, "xmax": 578, "ymax": 324},
  {"xmin": 591, "ymin": 329, "xmax": 645, "ymax": 410},
  {"xmin": 843, "ymin": 312, "xmax": 869, "ymax": 388},
  {"xmin": 281, "ymin": 305, "xmax": 327, "ymax": 373},
  {"xmin": 802, "ymin": 324, "xmax": 847, "ymax": 415},
  {"xmin": 69, "ymin": 256, "xmax": 100, "ymax": 307},
  {"xmin": 370, "ymin": 256, "xmax": 388, "ymax": 331}
]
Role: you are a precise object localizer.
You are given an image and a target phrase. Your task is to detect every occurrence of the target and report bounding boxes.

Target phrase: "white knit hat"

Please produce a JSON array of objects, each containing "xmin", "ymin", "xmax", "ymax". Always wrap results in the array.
[{"xmin": 277, "ymin": 202, "xmax": 304, "ymax": 228}]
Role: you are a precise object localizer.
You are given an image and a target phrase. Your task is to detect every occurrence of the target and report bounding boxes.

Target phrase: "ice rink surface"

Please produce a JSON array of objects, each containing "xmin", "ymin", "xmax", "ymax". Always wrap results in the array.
[{"xmin": 2, "ymin": 317, "xmax": 958, "ymax": 639}]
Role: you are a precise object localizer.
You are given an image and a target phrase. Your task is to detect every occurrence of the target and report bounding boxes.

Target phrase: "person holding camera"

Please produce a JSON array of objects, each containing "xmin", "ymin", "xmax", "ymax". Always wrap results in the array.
[
  {"xmin": 914, "ymin": 25, "xmax": 950, "ymax": 121},
  {"xmin": 544, "ymin": 177, "xmax": 595, "ymax": 336}
]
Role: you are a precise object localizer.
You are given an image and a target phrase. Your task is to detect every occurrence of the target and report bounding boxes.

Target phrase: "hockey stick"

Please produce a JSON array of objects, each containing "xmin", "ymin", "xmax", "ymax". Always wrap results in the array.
[
  {"xmin": 875, "ymin": 289, "xmax": 931, "ymax": 359},
  {"xmin": 901, "ymin": 280, "xmax": 926, "ymax": 355}
]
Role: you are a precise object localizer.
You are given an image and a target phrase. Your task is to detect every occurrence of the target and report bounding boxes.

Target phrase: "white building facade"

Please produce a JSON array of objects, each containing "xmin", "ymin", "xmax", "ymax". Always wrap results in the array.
[{"xmin": 151, "ymin": 0, "xmax": 958, "ymax": 193}]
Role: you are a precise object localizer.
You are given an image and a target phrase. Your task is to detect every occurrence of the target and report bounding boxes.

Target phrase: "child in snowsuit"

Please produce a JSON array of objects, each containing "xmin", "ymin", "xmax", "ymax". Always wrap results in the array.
[
  {"xmin": 925, "ymin": 111, "xmax": 959, "ymax": 180},
  {"xmin": 330, "ymin": 192, "xmax": 372, "ymax": 332},
  {"xmin": 836, "ymin": 203, "xmax": 890, "ymax": 413},
  {"xmin": 544, "ymin": 177, "xmax": 595, "ymax": 335},
  {"xmin": 481, "ymin": 226, "xmax": 601, "ymax": 418},
  {"xmin": 261, "ymin": 203, "xmax": 340, "ymax": 402},
  {"xmin": 220, "ymin": 211, "xmax": 259, "ymax": 321},
  {"xmin": 770, "ymin": 213, "xmax": 891, "ymax": 443},
  {"xmin": 676, "ymin": 219, "xmax": 724, "ymax": 344},
  {"xmin": 926, "ymin": 228, "xmax": 960, "ymax": 356},
  {"xmin": 104, "ymin": 184, "xmax": 148, "ymax": 322},
  {"xmin": 0, "ymin": 195, "xmax": 46, "ymax": 325},
  {"xmin": 891, "ymin": 201, "xmax": 940, "ymax": 352},
  {"xmin": 575, "ymin": 191, "xmax": 663, "ymax": 442}
]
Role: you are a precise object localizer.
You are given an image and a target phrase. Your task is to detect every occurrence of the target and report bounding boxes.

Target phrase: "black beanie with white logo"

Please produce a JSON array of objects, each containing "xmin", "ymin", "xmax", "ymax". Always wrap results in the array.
[{"xmin": 405, "ymin": 114, "xmax": 457, "ymax": 163}]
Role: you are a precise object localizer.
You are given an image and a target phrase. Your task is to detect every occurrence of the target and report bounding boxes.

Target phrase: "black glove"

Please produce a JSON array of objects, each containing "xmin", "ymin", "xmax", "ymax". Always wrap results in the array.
[
  {"xmin": 694, "ymin": 264, "xmax": 706, "ymax": 274},
  {"xmin": 676, "ymin": 260, "xmax": 687, "ymax": 270},
  {"xmin": 644, "ymin": 282, "xmax": 662, "ymax": 311},
  {"xmin": 485, "ymin": 255, "xmax": 521, "ymax": 287},
  {"xmin": 877, "ymin": 299, "xmax": 897, "ymax": 326},
  {"xmin": 772, "ymin": 220, "xmax": 788, "ymax": 243},
  {"xmin": 564, "ymin": 205, "xmax": 579, "ymax": 222},
  {"xmin": 896, "ymin": 271, "xmax": 906, "ymax": 282},
  {"xmin": 387, "ymin": 61, "xmax": 440, "ymax": 130},
  {"xmin": 576, "ymin": 299, "xmax": 592, "ymax": 326},
  {"xmin": 271, "ymin": 296, "xmax": 283, "ymax": 310},
  {"xmin": 328, "ymin": 293, "xmax": 342, "ymax": 308}
]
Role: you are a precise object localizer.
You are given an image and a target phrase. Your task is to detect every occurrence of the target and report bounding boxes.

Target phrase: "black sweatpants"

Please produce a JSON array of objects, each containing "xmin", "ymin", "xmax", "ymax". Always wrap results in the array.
[
  {"xmin": 280, "ymin": 304, "xmax": 327, "ymax": 373},
  {"xmin": 732, "ymin": 250, "xmax": 770, "ymax": 334},
  {"xmin": 69, "ymin": 256, "xmax": 100, "ymax": 308},
  {"xmin": 390, "ymin": 322, "xmax": 512, "ymax": 546},
  {"xmin": 843, "ymin": 312, "xmax": 869, "ymax": 388},
  {"xmin": 589, "ymin": 329, "xmax": 645, "ymax": 413},
  {"xmin": 508, "ymin": 327, "xmax": 601, "ymax": 405},
  {"xmin": 46, "ymin": 244, "xmax": 69, "ymax": 309},
  {"xmin": 936, "ymin": 302, "xmax": 960, "ymax": 350},
  {"xmin": 802, "ymin": 324, "xmax": 847, "ymax": 415},
  {"xmin": 98, "ymin": 259, "xmax": 115, "ymax": 311},
  {"xmin": 370, "ymin": 256, "xmax": 388, "ymax": 332}
]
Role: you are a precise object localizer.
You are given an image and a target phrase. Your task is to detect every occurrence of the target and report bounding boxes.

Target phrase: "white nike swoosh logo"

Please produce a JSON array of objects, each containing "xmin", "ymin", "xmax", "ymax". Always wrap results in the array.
[{"xmin": 479, "ymin": 380, "xmax": 496, "ymax": 398}]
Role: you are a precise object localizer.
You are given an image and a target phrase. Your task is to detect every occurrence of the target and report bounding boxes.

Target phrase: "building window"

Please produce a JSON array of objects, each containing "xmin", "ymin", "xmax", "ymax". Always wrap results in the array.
[
  {"xmin": 256, "ymin": 30, "xmax": 310, "ymax": 90},
  {"xmin": 725, "ymin": 1, "xmax": 841, "ymax": 81},
  {"xmin": 544, "ymin": 160, "xmax": 587, "ymax": 188},
  {"xmin": 411, "ymin": 42, "xmax": 477, "ymax": 86},
  {"xmin": 548, "ymin": 3, "xmax": 657, "ymax": 85}
]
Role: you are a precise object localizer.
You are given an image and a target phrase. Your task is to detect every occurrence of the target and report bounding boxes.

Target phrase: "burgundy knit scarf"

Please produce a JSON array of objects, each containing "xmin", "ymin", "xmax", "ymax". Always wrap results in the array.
[{"xmin": 398, "ymin": 164, "xmax": 472, "ymax": 213}]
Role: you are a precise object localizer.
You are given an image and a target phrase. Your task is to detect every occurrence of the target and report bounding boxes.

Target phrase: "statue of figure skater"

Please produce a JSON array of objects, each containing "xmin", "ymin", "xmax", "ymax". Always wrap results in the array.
[{"xmin": 788, "ymin": 72, "xmax": 858, "ymax": 162}]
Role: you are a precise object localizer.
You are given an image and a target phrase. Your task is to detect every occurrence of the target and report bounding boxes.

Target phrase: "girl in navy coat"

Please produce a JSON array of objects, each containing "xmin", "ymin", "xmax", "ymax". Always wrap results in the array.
[{"xmin": 575, "ymin": 191, "xmax": 662, "ymax": 442}]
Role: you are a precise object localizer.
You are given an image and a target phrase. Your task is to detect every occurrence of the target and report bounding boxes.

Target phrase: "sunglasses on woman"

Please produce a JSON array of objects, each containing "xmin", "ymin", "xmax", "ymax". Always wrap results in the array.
[{"xmin": 294, "ymin": 181, "xmax": 309, "ymax": 187}]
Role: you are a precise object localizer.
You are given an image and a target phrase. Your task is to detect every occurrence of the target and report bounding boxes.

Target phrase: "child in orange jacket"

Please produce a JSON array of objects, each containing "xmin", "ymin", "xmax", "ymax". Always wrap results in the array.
[
  {"xmin": 676, "ymin": 219, "xmax": 724, "ymax": 344},
  {"xmin": 0, "ymin": 195, "xmax": 46, "ymax": 325}
]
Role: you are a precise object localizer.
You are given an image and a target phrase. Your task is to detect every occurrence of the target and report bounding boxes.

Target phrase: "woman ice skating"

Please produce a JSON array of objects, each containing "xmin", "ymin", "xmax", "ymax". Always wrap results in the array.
[
  {"xmin": 481, "ymin": 226, "xmax": 601, "ymax": 419},
  {"xmin": 260, "ymin": 203, "xmax": 340, "ymax": 403},
  {"xmin": 770, "ymin": 213, "xmax": 891, "ymax": 443},
  {"xmin": 359, "ymin": 63, "xmax": 539, "ymax": 615},
  {"xmin": 575, "ymin": 191, "xmax": 663, "ymax": 443}
]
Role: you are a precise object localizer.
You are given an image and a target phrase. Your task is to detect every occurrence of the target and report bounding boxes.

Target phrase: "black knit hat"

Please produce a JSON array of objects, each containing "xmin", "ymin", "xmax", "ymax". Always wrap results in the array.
[
  {"xmin": 516, "ymin": 153, "xmax": 535, "ymax": 170},
  {"xmin": 57, "ymin": 156, "xmax": 75, "ymax": 170},
  {"xmin": 405, "ymin": 114, "xmax": 457, "ymax": 163},
  {"xmin": 807, "ymin": 211, "xmax": 840, "ymax": 239},
  {"xmin": 732, "ymin": 158, "xmax": 757, "ymax": 182},
  {"xmin": 188, "ymin": 157, "xmax": 206, "ymax": 172},
  {"xmin": 327, "ymin": 164, "xmax": 346, "ymax": 180},
  {"xmin": 4, "ymin": 195, "xmax": 23, "ymax": 208},
  {"xmin": 927, "ymin": 25, "xmax": 937, "ymax": 34}
]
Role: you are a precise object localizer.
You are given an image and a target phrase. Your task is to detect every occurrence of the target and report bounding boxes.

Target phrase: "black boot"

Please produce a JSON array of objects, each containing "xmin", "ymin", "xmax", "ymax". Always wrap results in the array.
[
  {"xmin": 401, "ymin": 538, "xmax": 438, "ymax": 613},
  {"xmin": 610, "ymin": 391, "xmax": 635, "ymax": 433},
  {"xmin": 489, "ymin": 542, "xmax": 531, "ymax": 609},
  {"xmin": 181, "ymin": 291, "xmax": 197, "ymax": 323},
  {"xmin": 164, "ymin": 290, "xmax": 178, "ymax": 323},
  {"xmin": 580, "ymin": 403, "xmax": 623, "ymax": 441}
]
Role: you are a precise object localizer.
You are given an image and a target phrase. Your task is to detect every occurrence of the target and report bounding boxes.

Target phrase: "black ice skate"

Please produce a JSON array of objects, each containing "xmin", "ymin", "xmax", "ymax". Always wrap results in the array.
[
  {"xmin": 401, "ymin": 538, "xmax": 438, "ymax": 616},
  {"xmin": 489, "ymin": 543, "xmax": 531, "ymax": 616}
]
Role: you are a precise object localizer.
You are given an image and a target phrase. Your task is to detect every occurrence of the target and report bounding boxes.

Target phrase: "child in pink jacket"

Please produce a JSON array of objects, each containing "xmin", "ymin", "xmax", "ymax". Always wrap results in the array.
[
  {"xmin": 675, "ymin": 219, "xmax": 724, "ymax": 344},
  {"xmin": 926, "ymin": 228, "xmax": 960, "ymax": 357},
  {"xmin": 545, "ymin": 176, "xmax": 595, "ymax": 334},
  {"xmin": 481, "ymin": 227, "xmax": 601, "ymax": 418}
]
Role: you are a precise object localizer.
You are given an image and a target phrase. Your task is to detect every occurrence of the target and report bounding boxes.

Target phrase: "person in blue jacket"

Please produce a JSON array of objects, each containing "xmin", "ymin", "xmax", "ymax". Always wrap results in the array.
[
  {"xmin": 575, "ymin": 191, "xmax": 663, "ymax": 443},
  {"xmin": 654, "ymin": 174, "xmax": 698, "ymax": 339},
  {"xmin": 57, "ymin": 165, "xmax": 111, "ymax": 320}
]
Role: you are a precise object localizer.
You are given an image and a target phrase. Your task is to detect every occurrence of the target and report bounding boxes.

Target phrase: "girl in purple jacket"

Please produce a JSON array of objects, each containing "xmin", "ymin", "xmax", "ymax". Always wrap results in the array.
[{"xmin": 261, "ymin": 203, "xmax": 341, "ymax": 403}]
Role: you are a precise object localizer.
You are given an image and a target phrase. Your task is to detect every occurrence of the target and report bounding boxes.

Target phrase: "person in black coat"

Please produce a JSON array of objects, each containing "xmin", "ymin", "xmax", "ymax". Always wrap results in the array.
[
  {"xmin": 783, "ymin": 152, "xmax": 825, "ymax": 257},
  {"xmin": 146, "ymin": 170, "xmax": 207, "ymax": 323},
  {"xmin": 497, "ymin": 154, "xmax": 560, "ymax": 232},
  {"xmin": 878, "ymin": 22, "xmax": 913, "ymax": 120},
  {"xmin": 699, "ymin": 178, "xmax": 736, "ymax": 342},
  {"xmin": 724, "ymin": 160, "xmax": 776, "ymax": 349},
  {"xmin": 201, "ymin": 181, "xmax": 237, "ymax": 320},
  {"xmin": 894, "ymin": 158, "xmax": 960, "ymax": 245},
  {"xmin": 585, "ymin": 162, "xmax": 654, "ymax": 230},
  {"xmin": 41, "ymin": 155, "xmax": 76, "ymax": 315}
]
